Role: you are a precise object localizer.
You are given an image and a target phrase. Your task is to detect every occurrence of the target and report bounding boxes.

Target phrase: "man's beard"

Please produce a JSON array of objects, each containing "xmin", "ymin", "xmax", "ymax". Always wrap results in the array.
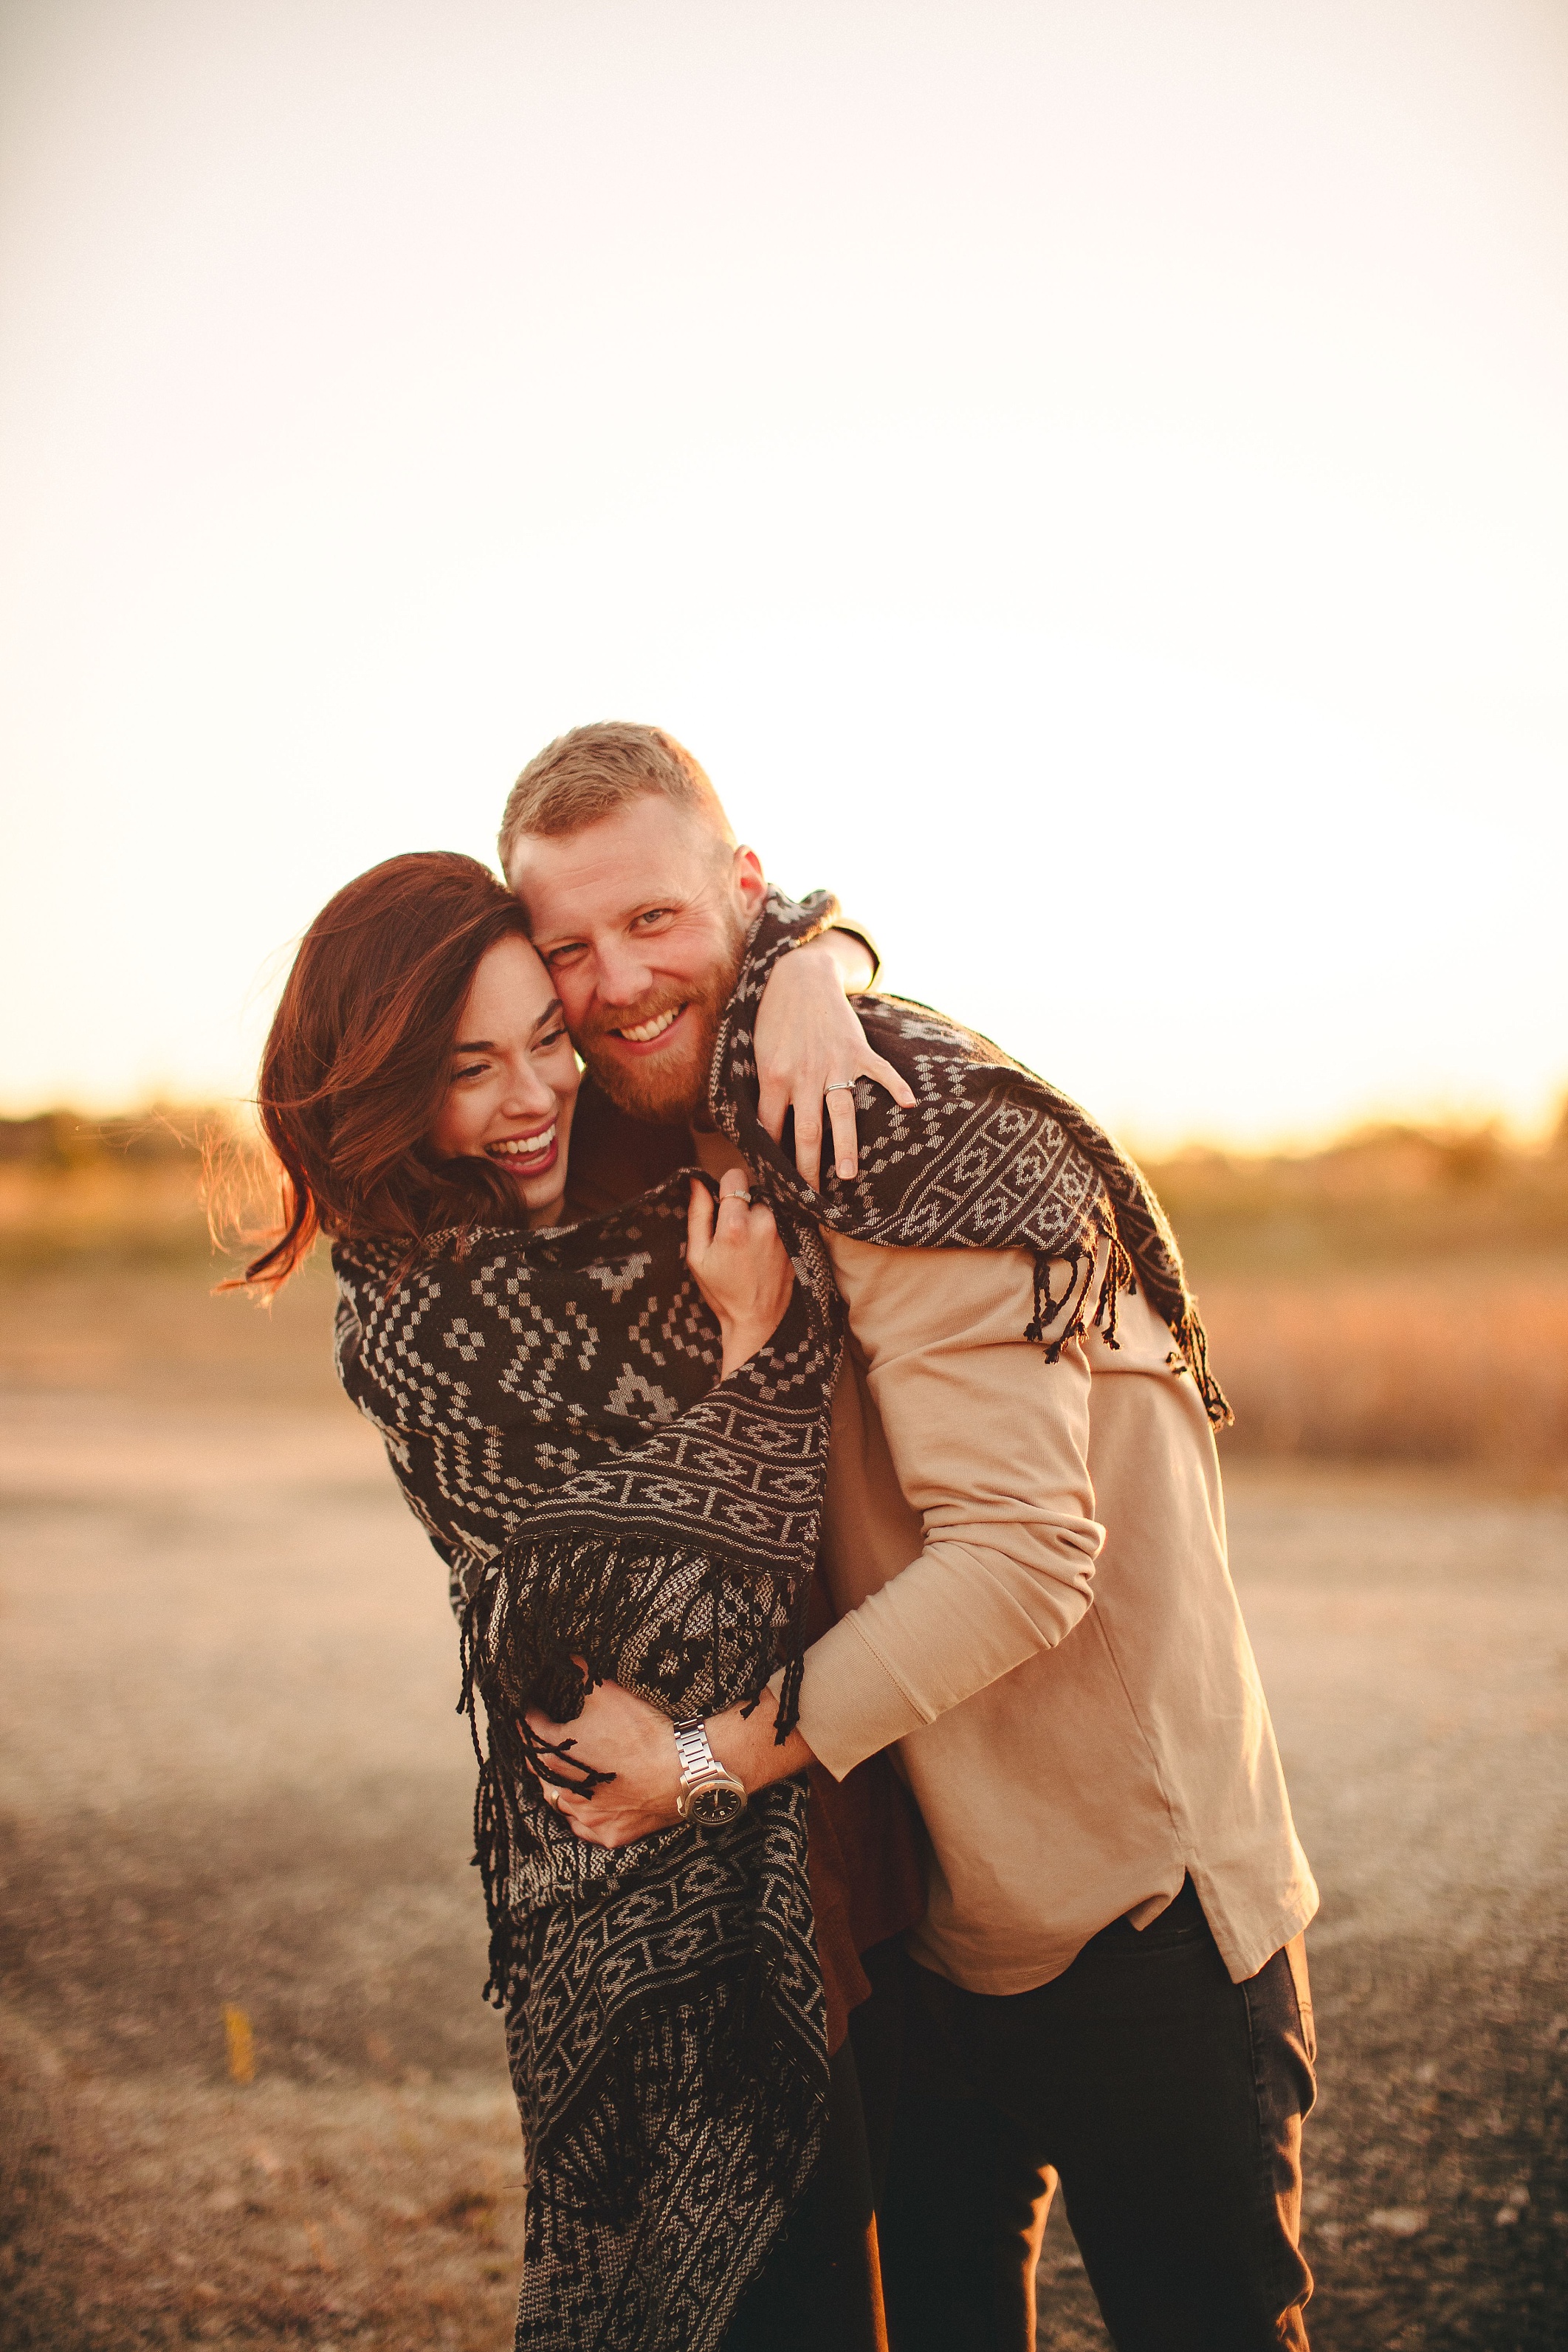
[{"xmin": 576, "ymin": 929, "xmax": 746, "ymax": 1127}]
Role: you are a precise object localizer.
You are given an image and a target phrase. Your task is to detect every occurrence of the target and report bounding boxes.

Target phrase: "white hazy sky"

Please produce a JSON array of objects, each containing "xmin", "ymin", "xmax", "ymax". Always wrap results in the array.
[{"xmin": 1, "ymin": 0, "xmax": 1565, "ymax": 1148}]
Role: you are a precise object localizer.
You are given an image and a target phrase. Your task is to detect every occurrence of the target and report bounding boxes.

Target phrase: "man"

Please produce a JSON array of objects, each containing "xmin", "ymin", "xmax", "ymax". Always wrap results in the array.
[{"xmin": 498, "ymin": 721, "xmax": 1319, "ymax": 2351}]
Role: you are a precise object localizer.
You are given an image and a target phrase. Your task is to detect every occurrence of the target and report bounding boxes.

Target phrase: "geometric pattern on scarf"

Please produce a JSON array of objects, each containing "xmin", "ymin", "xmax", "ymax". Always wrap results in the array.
[
  {"xmin": 710, "ymin": 890, "xmax": 1229, "ymax": 1426},
  {"xmin": 331, "ymin": 1177, "xmax": 844, "ymax": 2352}
]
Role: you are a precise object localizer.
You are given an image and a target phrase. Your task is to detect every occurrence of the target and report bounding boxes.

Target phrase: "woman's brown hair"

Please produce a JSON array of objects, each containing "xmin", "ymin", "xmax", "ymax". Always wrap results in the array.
[{"xmin": 236, "ymin": 852, "xmax": 537, "ymax": 1293}]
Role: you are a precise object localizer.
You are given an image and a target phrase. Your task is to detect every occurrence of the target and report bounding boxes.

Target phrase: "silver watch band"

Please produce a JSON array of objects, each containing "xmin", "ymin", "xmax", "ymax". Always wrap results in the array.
[{"xmin": 672, "ymin": 1714, "xmax": 723, "ymax": 1782}]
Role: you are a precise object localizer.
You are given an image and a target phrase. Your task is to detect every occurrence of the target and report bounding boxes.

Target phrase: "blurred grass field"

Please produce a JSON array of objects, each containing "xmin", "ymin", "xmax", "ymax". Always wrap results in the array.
[
  {"xmin": 1150, "ymin": 1119, "xmax": 1568, "ymax": 1480},
  {"xmin": 1, "ymin": 1110, "xmax": 1565, "ymax": 2349},
  {"xmin": 5, "ymin": 1104, "xmax": 1567, "ymax": 1477}
]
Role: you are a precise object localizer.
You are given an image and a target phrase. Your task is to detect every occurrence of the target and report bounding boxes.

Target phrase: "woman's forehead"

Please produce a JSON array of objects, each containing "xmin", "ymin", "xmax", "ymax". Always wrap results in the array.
[{"xmin": 460, "ymin": 932, "xmax": 557, "ymax": 1032}]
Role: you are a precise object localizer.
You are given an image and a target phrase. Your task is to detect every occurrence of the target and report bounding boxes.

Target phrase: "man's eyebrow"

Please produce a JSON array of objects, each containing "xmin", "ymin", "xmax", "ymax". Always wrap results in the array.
[
  {"xmin": 534, "ymin": 895, "xmax": 683, "ymax": 947},
  {"xmin": 451, "ymin": 1000, "xmax": 564, "ymax": 1055}
]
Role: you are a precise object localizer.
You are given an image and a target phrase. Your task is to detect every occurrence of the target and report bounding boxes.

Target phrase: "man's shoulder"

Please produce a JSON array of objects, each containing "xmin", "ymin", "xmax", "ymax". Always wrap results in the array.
[
  {"xmin": 854, "ymin": 991, "xmax": 1031, "ymax": 1080},
  {"xmin": 821, "ymin": 1225, "xmax": 1039, "ymax": 1347}
]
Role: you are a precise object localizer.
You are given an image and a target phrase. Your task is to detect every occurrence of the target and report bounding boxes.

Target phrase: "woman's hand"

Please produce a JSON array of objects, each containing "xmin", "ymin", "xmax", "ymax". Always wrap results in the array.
[
  {"xmin": 753, "ymin": 934, "xmax": 917, "ymax": 1189},
  {"xmin": 527, "ymin": 1676, "xmax": 685, "ymax": 1846},
  {"xmin": 526, "ymin": 1675, "xmax": 814, "ymax": 1850},
  {"xmin": 687, "ymin": 1167, "xmax": 794, "ymax": 1377}
]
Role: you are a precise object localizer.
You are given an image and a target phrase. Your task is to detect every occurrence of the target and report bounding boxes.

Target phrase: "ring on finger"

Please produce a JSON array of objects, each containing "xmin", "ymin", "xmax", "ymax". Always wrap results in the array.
[{"xmin": 824, "ymin": 1081, "xmax": 858, "ymax": 1094}]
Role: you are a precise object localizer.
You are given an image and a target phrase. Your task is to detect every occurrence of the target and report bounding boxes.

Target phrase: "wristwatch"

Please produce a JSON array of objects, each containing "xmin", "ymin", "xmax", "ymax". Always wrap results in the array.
[{"xmin": 672, "ymin": 1716, "xmax": 748, "ymax": 1826}]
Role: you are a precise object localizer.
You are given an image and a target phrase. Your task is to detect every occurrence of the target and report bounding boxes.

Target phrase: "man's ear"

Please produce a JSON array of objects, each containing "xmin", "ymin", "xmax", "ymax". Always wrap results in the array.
[{"xmin": 731, "ymin": 844, "xmax": 767, "ymax": 915}]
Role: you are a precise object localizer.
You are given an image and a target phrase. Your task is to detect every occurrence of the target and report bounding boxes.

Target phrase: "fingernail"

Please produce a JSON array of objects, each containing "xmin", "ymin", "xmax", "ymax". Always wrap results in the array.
[{"xmin": 838, "ymin": 1159, "xmax": 855, "ymax": 1178}]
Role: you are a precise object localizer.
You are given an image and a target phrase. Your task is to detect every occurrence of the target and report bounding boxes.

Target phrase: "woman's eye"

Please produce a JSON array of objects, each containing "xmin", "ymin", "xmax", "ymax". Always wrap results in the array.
[
  {"xmin": 535, "ymin": 1027, "xmax": 569, "ymax": 1053},
  {"xmin": 452, "ymin": 1062, "xmax": 488, "ymax": 1082}
]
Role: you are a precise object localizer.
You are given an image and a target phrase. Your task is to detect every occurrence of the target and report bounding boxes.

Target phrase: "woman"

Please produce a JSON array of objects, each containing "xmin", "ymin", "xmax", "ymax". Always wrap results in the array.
[{"xmin": 239, "ymin": 851, "xmax": 919, "ymax": 2352}]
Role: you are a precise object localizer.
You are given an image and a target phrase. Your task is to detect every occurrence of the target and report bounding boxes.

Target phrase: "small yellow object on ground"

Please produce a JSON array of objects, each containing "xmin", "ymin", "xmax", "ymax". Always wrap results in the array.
[{"xmin": 224, "ymin": 2004, "xmax": 255, "ymax": 2085}]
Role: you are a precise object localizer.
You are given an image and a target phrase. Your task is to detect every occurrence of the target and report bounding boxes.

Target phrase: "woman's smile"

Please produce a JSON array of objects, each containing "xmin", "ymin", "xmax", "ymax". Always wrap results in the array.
[{"xmin": 486, "ymin": 1122, "xmax": 559, "ymax": 1171}]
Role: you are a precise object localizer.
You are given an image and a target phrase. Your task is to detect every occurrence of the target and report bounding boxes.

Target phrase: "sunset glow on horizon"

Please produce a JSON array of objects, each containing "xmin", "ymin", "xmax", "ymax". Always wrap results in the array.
[{"xmin": 2, "ymin": 0, "xmax": 1565, "ymax": 1151}]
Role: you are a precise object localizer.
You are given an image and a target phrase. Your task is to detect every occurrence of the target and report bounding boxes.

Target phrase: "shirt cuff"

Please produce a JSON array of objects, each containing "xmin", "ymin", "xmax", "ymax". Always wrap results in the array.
[
  {"xmin": 771, "ymin": 1612, "xmax": 928, "ymax": 1782},
  {"xmin": 825, "ymin": 918, "xmax": 881, "ymax": 988}
]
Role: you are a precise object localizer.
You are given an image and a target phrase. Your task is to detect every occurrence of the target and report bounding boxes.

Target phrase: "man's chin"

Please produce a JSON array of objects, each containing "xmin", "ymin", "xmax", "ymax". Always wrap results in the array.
[{"xmin": 582, "ymin": 1041, "xmax": 708, "ymax": 1127}]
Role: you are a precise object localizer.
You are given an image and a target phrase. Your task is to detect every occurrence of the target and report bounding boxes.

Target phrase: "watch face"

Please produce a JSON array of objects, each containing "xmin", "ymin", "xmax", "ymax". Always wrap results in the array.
[{"xmin": 687, "ymin": 1780, "xmax": 746, "ymax": 1826}]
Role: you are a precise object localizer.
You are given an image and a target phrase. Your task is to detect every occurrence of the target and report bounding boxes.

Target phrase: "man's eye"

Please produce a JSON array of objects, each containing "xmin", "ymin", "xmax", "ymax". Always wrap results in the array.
[
  {"xmin": 546, "ymin": 943, "xmax": 587, "ymax": 968},
  {"xmin": 632, "ymin": 907, "xmax": 675, "ymax": 929}
]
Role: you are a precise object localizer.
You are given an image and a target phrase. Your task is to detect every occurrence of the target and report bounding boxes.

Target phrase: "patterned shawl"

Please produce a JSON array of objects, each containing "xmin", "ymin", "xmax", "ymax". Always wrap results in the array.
[
  {"xmin": 332, "ymin": 1188, "xmax": 843, "ymax": 2352},
  {"xmin": 709, "ymin": 890, "xmax": 1228, "ymax": 1427}
]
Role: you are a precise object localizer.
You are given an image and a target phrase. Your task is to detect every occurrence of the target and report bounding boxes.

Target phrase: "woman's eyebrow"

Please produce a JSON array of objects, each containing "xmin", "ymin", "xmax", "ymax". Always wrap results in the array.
[{"xmin": 451, "ymin": 1001, "xmax": 564, "ymax": 1056}]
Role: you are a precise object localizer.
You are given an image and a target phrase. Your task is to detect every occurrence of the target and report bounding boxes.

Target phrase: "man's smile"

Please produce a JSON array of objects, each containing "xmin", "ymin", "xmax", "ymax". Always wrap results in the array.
[{"xmin": 610, "ymin": 1003, "xmax": 688, "ymax": 1050}]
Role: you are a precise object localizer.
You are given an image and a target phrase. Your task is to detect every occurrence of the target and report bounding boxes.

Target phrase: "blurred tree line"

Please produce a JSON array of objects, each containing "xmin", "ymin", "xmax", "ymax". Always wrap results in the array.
[
  {"xmin": 3, "ymin": 1104, "xmax": 1565, "ymax": 1475},
  {"xmin": 2, "ymin": 1103, "xmax": 1567, "ymax": 1275}
]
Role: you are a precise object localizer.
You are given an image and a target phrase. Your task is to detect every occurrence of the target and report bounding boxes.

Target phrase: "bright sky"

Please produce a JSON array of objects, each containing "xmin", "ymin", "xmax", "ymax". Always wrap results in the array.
[{"xmin": 2, "ymin": 0, "xmax": 1565, "ymax": 1148}]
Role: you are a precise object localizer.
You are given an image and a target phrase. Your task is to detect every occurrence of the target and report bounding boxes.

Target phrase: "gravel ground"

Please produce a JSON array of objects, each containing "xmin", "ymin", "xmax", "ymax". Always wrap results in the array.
[{"xmin": 0, "ymin": 1267, "xmax": 1564, "ymax": 2349}]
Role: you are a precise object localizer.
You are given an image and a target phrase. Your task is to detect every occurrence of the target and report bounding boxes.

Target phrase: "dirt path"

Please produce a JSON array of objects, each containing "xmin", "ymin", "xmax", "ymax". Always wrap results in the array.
[{"xmin": 1, "ymin": 1268, "xmax": 1564, "ymax": 2348}]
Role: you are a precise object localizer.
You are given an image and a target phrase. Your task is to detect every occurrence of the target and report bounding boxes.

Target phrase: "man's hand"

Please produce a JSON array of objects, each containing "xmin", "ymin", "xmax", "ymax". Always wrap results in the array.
[
  {"xmin": 526, "ymin": 1676, "xmax": 814, "ymax": 1850},
  {"xmin": 753, "ymin": 936, "xmax": 916, "ymax": 1189}
]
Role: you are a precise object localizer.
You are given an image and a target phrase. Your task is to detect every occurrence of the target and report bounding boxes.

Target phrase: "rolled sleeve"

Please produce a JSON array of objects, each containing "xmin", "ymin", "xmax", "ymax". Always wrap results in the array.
[{"xmin": 797, "ymin": 1236, "xmax": 1105, "ymax": 1780}]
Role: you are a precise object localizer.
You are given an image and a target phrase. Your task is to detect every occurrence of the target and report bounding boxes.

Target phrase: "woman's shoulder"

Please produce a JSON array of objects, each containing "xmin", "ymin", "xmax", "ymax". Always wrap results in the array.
[{"xmin": 329, "ymin": 1180, "xmax": 697, "ymax": 1312}]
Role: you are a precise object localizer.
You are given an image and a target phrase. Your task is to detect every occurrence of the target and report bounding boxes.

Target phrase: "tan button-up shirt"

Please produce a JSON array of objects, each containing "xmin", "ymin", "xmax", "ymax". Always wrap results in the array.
[
  {"xmin": 691, "ymin": 1132, "xmax": 1319, "ymax": 1996},
  {"xmin": 805, "ymin": 1235, "xmax": 1317, "ymax": 1994}
]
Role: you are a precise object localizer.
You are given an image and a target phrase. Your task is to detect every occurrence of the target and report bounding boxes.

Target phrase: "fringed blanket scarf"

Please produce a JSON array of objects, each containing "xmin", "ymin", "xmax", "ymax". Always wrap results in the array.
[
  {"xmin": 330, "ymin": 887, "xmax": 1223, "ymax": 2352},
  {"xmin": 711, "ymin": 891, "xmax": 1228, "ymax": 1428},
  {"xmin": 332, "ymin": 1191, "xmax": 844, "ymax": 2352}
]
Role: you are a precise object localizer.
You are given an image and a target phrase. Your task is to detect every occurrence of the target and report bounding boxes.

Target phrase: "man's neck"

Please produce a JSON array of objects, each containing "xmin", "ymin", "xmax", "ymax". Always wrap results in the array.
[{"xmin": 690, "ymin": 1126, "xmax": 749, "ymax": 1182}]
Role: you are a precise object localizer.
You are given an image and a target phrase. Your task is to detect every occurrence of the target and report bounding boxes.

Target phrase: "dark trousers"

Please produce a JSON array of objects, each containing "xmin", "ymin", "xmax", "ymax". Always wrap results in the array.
[
  {"xmin": 862, "ymin": 1881, "xmax": 1316, "ymax": 2352},
  {"xmin": 721, "ymin": 2037, "xmax": 889, "ymax": 2352}
]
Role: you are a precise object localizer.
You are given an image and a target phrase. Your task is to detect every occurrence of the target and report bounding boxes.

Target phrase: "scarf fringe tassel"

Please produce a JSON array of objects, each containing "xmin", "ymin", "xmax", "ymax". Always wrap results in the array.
[
  {"xmin": 455, "ymin": 1533, "xmax": 822, "ymax": 2221},
  {"xmin": 1028, "ymin": 1221, "xmax": 1231, "ymax": 1428}
]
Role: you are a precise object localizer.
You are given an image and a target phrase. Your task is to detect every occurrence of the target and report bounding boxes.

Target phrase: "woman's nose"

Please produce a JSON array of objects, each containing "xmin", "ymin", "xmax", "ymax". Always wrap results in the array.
[{"xmin": 499, "ymin": 1057, "xmax": 556, "ymax": 1118}]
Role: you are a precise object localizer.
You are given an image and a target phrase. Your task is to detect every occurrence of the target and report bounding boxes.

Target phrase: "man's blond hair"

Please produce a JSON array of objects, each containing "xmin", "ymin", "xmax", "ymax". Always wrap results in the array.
[{"xmin": 498, "ymin": 722, "xmax": 735, "ymax": 882}]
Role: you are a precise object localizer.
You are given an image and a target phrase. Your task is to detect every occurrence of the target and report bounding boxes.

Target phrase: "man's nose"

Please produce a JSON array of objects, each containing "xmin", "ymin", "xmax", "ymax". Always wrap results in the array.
[{"xmin": 592, "ymin": 937, "xmax": 657, "ymax": 1007}]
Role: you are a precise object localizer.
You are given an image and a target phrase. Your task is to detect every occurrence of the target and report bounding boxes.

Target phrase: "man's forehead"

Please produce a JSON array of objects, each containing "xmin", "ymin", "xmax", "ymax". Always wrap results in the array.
[{"xmin": 512, "ymin": 802, "xmax": 719, "ymax": 935}]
